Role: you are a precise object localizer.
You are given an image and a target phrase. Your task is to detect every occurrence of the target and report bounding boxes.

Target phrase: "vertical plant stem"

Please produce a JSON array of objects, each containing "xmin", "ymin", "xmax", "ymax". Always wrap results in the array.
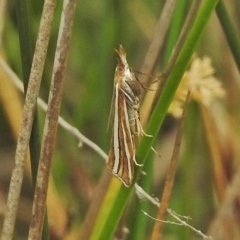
[
  {"xmin": 28, "ymin": 0, "xmax": 77, "ymax": 239},
  {"xmin": 16, "ymin": 6, "xmax": 49, "ymax": 238},
  {"xmin": 16, "ymin": 0, "xmax": 42, "ymax": 189},
  {"xmin": 140, "ymin": 0, "xmax": 177, "ymax": 81},
  {"xmin": 140, "ymin": 0, "xmax": 177, "ymax": 137},
  {"xmin": 163, "ymin": 0, "xmax": 202, "ymax": 79},
  {"xmin": 151, "ymin": 91, "xmax": 190, "ymax": 240},
  {"xmin": 141, "ymin": 0, "xmax": 202, "ymax": 126},
  {"xmin": 149, "ymin": 0, "xmax": 202, "ymax": 118},
  {"xmin": 200, "ymin": 104, "xmax": 227, "ymax": 199},
  {"xmin": 1, "ymin": 1, "xmax": 56, "ymax": 239},
  {"xmin": 216, "ymin": 1, "xmax": 240, "ymax": 71}
]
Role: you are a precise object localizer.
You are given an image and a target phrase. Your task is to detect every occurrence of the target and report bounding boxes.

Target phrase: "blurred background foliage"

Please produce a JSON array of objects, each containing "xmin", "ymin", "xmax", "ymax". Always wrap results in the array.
[{"xmin": 0, "ymin": 0, "xmax": 240, "ymax": 239}]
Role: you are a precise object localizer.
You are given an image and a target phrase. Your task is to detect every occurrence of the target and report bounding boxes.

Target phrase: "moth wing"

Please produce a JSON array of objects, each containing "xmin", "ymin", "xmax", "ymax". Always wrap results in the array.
[
  {"xmin": 107, "ymin": 83, "xmax": 116, "ymax": 132},
  {"xmin": 108, "ymin": 85, "xmax": 135, "ymax": 187}
]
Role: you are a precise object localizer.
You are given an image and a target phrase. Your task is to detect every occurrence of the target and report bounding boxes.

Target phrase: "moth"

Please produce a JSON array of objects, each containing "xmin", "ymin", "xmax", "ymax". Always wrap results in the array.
[{"xmin": 108, "ymin": 45, "xmax": 149, "ymax": 187}]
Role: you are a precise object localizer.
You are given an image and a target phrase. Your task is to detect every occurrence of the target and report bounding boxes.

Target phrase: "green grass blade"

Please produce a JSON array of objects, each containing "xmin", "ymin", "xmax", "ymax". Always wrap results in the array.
[{"xmin": 216, "ymin": 1, "xmax": 240, "ymax": 71}]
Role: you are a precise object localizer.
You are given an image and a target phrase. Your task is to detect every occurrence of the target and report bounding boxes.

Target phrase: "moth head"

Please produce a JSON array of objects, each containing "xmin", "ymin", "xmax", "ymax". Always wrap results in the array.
[{"xmin": 115, "ymin": 45, "xmax": 129, "ymax": 74}]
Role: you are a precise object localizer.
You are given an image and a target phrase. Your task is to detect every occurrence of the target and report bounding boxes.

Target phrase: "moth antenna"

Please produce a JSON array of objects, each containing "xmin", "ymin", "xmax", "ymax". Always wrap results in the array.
[{"xmin": 132, "ymin": 68, "xmax": 163, "ymax": 84}]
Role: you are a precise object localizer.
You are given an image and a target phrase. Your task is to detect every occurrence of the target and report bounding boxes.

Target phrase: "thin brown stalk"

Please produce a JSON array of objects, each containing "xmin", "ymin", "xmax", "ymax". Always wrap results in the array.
[
  {"xmin": 140, "ymin": 0, "xmax": 177, "ymax": 82},
  {"xmin": 151, "ymin": 91, "xmax": 190, "ymax": 240},
  {"xmin": 156, "ymin": 0, "xmax": 202, "ymax": 93},
  {"xmin": 141, "ymin": 1, "xmax": 202, "ymax": 126},
  {"xmin": 140, "ymin": 0, "xmax": 177, "ymax": 128},
  {"xmin": 0, "ymin": 1, "xmax": 56, "ymax": 239},
  {"xmin": 200, "ymin": 104, "xmax": 227, "ymax": 200},
  {"xmin": 28, "ymin": 0, "xmax": 76, "ymax": 239},
  {"xmin": 162, "ymin": 1, "xmax": 203, "ymax": 80}
]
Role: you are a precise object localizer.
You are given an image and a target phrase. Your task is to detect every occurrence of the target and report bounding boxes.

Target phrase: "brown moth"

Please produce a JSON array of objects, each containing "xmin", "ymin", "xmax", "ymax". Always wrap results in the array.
[{"xmin": 108, "ymin": 45, "xmax": 148, "ymax": 187}]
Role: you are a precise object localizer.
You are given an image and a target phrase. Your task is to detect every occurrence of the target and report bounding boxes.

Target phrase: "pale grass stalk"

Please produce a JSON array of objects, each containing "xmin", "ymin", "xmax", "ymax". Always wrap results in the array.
[
  {"xmin": 140, "ymin": 0, "xmax": 177, "ymax": 126},
  {"xmin": 28, "ymin": 0, "xmax": 76, "ymax": 239},
  {"xmin": 162, "ymin": 1, "xmax": 203, "ymax": 78},
  {"xmin": 0, "ymin": 1, "xmax": 56, "ymax": 239},
  {"xmin": 0, "ymin": 57, "xmax": 108, "ymax": 162},
  {"xmin": 140, "ymin": 0, "xmax": 177, "ymax": 78},
  {"xmin": 142, "ymin": 1, "xmax": 202, "ymax": 126}
]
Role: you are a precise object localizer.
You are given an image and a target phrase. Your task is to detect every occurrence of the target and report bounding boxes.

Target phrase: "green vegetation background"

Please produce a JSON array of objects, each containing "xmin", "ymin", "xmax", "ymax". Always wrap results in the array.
[{"xmin": 1, "ymin": 0, "xmax": 240, "ymax": 239}]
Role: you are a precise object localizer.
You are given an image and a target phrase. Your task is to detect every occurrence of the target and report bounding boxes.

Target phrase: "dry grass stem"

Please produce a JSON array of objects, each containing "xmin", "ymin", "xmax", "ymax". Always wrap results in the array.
[
  {"xmin": 200, "ymin": 104, "xmax": 227, "ymax": 200},
  {"xmin": 141, "ymin": 1, "xmax": 202, "ymax": 126},
  {"xmin": 139, "ymin": 0, "xmax": 177, "ymax": 126},
  {"xmin": 1, "ymin": 1, "xmax": 56, "ymax": 239},
  {"xmin": 163, "ymin": 1, "xmax": 203, "ymax": 78},
  {"xmin": 140, "ymin": 0, "xmax": 177, "ymax": 79},
  {"xmin": 28, "ymin": 0, "xmax": 77, "ymax": 239}
]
